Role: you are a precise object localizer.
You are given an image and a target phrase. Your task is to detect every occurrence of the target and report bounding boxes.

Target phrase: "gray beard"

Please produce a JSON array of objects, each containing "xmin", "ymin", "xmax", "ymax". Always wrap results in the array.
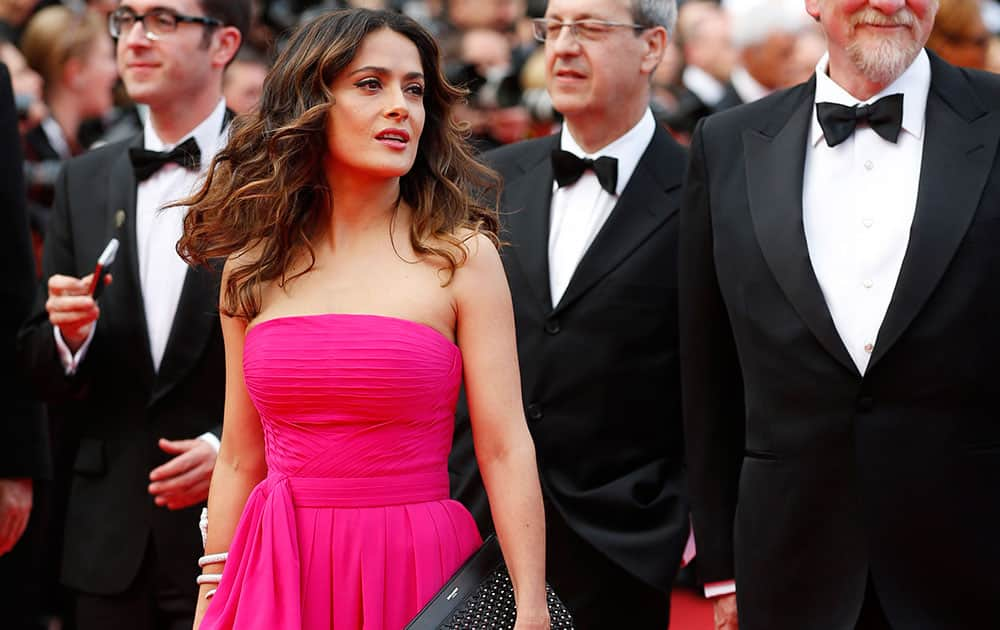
[{"xmin": 846, "ymin": 36, "xmax": 922, "ymax": 85}]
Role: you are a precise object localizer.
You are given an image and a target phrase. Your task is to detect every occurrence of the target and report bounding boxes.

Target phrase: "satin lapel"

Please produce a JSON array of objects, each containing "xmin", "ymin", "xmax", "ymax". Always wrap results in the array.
[
  {"xmin": 744, "ymin": 79, "xmax": 858, "ymax": 375},
  {"xmin": 107, "ymin": 138, "xmax": 156, "ymax": 378},
  {"xmin": 502, "ymin": 137, "xmax": 558, "ymax": 312},
  {"xmin": 552, "ymin": 129, "xmax": 685, "ymax": 315},
  {"xmin": 150, "ymin": 262, "xmax": 220, "ymax": 407},
  {"xmin": 870, "ymin": 58, "xmax": 1000, "ymax": 369}
]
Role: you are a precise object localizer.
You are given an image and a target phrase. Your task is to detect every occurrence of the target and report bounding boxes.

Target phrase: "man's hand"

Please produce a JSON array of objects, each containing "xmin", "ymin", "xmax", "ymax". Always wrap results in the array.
[
  {"xmin": 0, "ymin": 479, "xmax": 33, "ymax": 556},
  {"xmin": 46, "ymin": 273, "xmax": 112, "ymax": 351},
  {"xmin": 149, "ymin": 438, "xmax": 216, "ymax": 510},
  {"xmin": 714, "ymin": 593, "xmax": 738, "ymax": 630}
]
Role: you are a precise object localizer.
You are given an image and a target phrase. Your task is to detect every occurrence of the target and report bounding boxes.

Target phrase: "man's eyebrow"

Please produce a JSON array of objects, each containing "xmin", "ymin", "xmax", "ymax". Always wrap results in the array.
[
  {"xmin": 349, "ymin": 66, "xmax": 425, "ymax": 81},
  {"xmin": 545, "ymin": 13, "xmax": 605, "ymax": 21}
]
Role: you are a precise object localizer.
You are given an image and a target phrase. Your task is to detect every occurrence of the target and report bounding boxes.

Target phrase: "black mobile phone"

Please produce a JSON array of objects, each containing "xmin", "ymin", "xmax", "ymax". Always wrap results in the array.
[{"xmin": 89, "ymin": 238, "xmax": 119, "ymax": 301}]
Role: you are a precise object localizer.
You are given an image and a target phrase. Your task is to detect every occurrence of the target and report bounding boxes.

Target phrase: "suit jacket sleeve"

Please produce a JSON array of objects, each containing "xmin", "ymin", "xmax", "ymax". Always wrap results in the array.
[
  {"xmin": 17, "ymin": 142, "xmax": 93, "ymax": 403},
  {"xmin": 0, "ymin": 63, "xmax": 50, "ymax": 479},
  {"xmin": 678, "ymin": 119, "xmax": 745, "ymax": 584}
]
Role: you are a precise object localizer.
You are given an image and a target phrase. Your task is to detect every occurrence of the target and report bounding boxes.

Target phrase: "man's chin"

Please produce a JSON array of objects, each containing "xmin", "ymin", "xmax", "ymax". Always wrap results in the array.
[{"xmin": 848, "ymin": 39, "xmax": 921, "ymax": 85}]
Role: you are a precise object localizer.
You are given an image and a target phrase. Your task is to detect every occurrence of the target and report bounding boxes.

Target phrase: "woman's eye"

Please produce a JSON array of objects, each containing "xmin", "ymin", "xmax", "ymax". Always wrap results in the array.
[
  {"xmin": 406, "ymin": 84, "xmax": 425, "ymax": 97},
  {"xmin": 356, "ymin": 79, "xmax": 381, "ymax": 91}
]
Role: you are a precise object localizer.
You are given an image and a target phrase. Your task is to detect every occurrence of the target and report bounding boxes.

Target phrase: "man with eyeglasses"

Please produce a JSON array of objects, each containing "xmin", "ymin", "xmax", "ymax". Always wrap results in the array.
[
  {"xmin": 449, "ymin": 0, "xmax": 689, "ymax": 627},
  {"xmin": 18, "ymin": 2, "xmax": 250, "ymax": 629}
]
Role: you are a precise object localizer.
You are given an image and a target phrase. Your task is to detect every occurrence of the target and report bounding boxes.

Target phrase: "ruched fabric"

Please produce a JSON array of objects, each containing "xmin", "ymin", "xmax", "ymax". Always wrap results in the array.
[{"xmin": 200, "ymin": 314, "xmax": 482, "ymax": 630}]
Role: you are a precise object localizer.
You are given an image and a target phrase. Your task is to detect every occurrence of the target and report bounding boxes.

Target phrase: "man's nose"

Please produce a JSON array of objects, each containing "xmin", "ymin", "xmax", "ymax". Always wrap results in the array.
[
  {"xmin": 123, "ymin": 18, "xmax": 156, "ymax": 46},
  {"xmin": 867, "ymin": 0, "xmax": 908, "ymax": 16},
  {"xmin": 550, "ymin": 24, "xmax": 582, "ymax": 54}
]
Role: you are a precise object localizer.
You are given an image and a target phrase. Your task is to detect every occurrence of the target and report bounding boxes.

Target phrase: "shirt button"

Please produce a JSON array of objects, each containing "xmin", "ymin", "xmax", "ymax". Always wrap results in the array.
[
  {"xmin": 863, "ymin": 279, "xmax": 874, "ymax": 289},
  {"xmin": 863, "ymin": 343, "xmax": 874, "ymax": 354},
  {"xmin": 863, "ymin": 219, "xmax": 874, "ymax": 228},
  {"xmin": 864, "ymin": 160, "xmax": 874, "ymax": 171}
]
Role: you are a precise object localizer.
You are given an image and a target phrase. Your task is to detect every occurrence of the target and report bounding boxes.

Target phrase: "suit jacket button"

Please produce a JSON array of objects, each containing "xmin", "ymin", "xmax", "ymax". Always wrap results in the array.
[
  {"xmin": 857, "ymin": 396, "xmax": 873, "ymax": 412},
  {"xmin": 544, "ymin": 319, "xmax": 560, "ymax": 335},
  {"xmin": 526, "ymin": 403, "xmax": 544, "ymax": 421}
]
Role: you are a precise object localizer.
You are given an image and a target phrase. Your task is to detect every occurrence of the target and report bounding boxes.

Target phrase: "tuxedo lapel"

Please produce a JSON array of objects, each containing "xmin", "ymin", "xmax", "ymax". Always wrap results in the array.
[
  {"xmin": 744, "ymin": 79, "xmax": 858, "ymax": 375},
  {"xmin": 150, "ymin": 262, "xmax": 220, "ymax": 407},
  {"xmin": 553, "ymin": 128, "xmax": 684, "ymax": 314},
  {"xmin": 870, "ymin": 56, "xmax": 1000, "ymax": 369},
  {"xmin": 106, "ymin": 138, "xmax": 156, "ymax": 380},
  {"xmin": 502, "ymin": 137, "xmax": 558, "ymax": 312}
]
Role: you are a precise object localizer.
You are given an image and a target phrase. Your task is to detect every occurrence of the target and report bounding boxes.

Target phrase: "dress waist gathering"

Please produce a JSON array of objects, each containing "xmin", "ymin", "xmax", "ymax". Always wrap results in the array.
[{"xmin": 262, "ymin": 471, "xmax": 451, "ymax": 508}]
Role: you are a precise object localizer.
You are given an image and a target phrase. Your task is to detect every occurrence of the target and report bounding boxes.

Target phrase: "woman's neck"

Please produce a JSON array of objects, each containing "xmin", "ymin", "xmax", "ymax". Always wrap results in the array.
[{"xmin": 324, "ymin": 170, "xmax": 404, "ymax": 249}]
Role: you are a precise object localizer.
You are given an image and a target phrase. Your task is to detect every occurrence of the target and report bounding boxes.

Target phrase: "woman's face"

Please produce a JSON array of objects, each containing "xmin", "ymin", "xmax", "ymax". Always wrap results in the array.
[
  {"xmin": 75, "ymin": 35, "xmax": 118, "ymax": 118},
  {"xmin": 324, "ymin": 28, "xmax": 427, "ymax": 183}
]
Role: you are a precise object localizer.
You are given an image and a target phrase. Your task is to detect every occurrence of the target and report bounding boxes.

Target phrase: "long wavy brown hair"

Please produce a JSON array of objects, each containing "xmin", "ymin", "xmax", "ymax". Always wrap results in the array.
[{"xmin": 177, "ymin": 8, "xmax": 500, "ymax": 320}]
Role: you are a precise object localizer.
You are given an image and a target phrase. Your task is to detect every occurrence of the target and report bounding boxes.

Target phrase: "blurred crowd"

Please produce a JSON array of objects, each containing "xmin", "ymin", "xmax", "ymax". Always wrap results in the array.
[
  {"xmin": 2, "ymin": 0, "xmax": 1000, "ymax": 628},
  {"xmin": 3, "ymin": 0, "xmax": 1000, "ymax": 276}
]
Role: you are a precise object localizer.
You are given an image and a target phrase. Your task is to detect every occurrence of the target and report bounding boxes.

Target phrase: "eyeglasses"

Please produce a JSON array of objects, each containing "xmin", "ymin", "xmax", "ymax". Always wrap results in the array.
[
  {"xmin": 108, "ymin": 7, "xmax": 222, "ymax": 40},
  {"xmin": 531, "ymin": 18, "xmax": 647, "ymax": 43}
]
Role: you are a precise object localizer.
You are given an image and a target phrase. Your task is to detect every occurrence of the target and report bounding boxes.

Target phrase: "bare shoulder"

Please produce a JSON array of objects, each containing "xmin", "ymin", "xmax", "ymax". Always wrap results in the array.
[
  {"xmin": 221, "ymin": 240, "xmax": 267, "ymax": 278},
  {"xmin": 449, "ymin": 230, "xmax": 508, "ymax": 308},
  {"xmin": 453, "ymin": 230, "xmax": 502, "ymax": 276}
]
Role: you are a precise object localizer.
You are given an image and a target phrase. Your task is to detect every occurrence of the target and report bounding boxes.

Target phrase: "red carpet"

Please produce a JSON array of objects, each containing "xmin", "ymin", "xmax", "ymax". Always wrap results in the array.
[{"xmin": 669, "ymin": 587, "xmax": 715, "ymax": 629}]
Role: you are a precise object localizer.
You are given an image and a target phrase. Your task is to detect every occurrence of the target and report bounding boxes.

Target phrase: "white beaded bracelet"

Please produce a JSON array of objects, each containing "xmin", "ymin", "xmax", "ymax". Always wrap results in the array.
[
  {"xmin": 199, "ymin": 507, "xmax": 209, "ymax": 547},
  {"xmin": 198, "ymin": 552, "xmax": 229, "ymax": 567},
  {"xmin": 196, "ymin": 574, "xmax": 223, "ymax": 585}
]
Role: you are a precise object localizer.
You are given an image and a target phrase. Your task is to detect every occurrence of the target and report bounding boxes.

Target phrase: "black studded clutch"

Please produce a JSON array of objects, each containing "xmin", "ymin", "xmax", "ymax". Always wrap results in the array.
[{"xmin": 405, "ymin": 534, "xmax": 575, "ymax": 629}]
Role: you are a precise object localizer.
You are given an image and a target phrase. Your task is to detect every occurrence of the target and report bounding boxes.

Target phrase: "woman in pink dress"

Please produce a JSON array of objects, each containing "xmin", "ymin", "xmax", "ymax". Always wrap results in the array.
[{"xmin": 177, "ymin": 8, "xmax": 549, "ymax": 630}]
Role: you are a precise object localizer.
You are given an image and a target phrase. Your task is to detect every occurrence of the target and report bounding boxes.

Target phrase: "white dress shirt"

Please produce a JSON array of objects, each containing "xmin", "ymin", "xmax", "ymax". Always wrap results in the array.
[
  {"xmin": 730, "ymin": 65, "xmax": 772, "ymax": 104},
  {"xmin": 804, "ymin": 50, "xmax": 930, "ymax": 374},
  {"xmin": 137, "ymin": 99, "xmax": 228, "ymax": 373},
  {"xmin": 704, "ymin": 50, "xmax": 931, "ymax": 599},
  {"xmin": 548, "ymin": 109, "xmax": 656, "ymax": 305},
  {"xmin": 683, "ymin": 65, "xmax": 727, "ymax": 108}
]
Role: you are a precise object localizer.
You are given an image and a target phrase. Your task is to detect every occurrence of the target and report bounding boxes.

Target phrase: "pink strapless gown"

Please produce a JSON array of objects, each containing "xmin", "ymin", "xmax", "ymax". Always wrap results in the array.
[{"xmin": 200, "ymin": 314, "xmax": 482, "ymax": 630}]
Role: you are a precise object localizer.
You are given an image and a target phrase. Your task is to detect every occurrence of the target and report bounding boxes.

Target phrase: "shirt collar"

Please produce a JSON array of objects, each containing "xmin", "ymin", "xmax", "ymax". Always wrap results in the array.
[
  {"xmin": 143, "ymin": 98, "xmax": 229, "ymax": 171},
  {"xmin": 810, "ymin": 49, "xmax": 930, "ymax": 147},
  {"xmin": 730, "ymin": 66, "xmax": 771, "ymax": 104},
  {"xmin": 683, "ymin": 65, "xmax": 727, "ymax": 106},
  {"xmin": 559, "ymin": 108, "xmax": 656, "ymax": 196}
]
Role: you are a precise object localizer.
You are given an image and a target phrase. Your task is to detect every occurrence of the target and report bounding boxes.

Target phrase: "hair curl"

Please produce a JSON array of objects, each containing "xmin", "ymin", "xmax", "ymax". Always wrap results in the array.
[{"xmin": 178, "ymin": 8, "xmax": 500, "ymax": 319}]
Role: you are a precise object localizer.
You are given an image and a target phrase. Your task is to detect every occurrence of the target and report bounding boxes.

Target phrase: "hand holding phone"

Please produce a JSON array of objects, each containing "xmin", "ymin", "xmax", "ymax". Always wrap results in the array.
[{"xmin": 88, "ymin": 238, "xmax": 119, "ymax": 301}]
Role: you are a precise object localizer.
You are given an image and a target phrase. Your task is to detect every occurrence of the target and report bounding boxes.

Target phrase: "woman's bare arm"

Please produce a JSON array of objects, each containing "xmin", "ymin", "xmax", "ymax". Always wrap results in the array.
[
  {"xmin": 453, "ymin": 233, "xmax": 549, "ymax": 628},
  {"xmin": 193, "ymin": 261, "xmax": 268, "ymax": 628}
]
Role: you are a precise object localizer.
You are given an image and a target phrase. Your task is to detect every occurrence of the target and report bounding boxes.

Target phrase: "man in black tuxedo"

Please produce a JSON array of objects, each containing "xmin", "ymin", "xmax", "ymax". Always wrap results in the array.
[
  {"xmin": 0, "ymin": 61, "xmax": 52, "ymax": 630},
  {"xmin": 17, "ymin": 2, "xmax": 249, "ymax": 628},
  {"xmin": 449, "ymin": 0, "xmax": 689, "ymax": 627},
  {"xmin": 681, "ymin": 0, "xmax": 1000, "ymax": 627}
]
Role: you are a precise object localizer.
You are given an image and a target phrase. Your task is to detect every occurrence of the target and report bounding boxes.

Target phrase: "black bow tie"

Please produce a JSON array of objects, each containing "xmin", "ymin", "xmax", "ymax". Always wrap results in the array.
[
  {"xmin": 129, "ymin": 137, "xmax": 201, "ymax": 182},
  {"xmin": 551, "ymin": 149, "xmax": 619, "ymax": 195},
  {"xmin": 816, "ymin": 93, "xmax": 904, "ymax": 147}
]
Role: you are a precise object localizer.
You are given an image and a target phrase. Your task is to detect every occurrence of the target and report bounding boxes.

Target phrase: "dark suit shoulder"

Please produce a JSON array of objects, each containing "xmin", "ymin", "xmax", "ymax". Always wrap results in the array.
[
  {"xmin": 62, "ymin": 135, "xmax": 136, "ymax": 177},
  {"xmin": 945, "ymin": 64, "xmax": 1000, "ymax": 105},
  {"xmin": 701, "ymin": 80, "xmax": 813, "ymax": 138},
  {"xmin": 482, "ymin": 134, "xmax": 558, "ymax": 177},
  {"xmin": 23, "ymin": 125, "xmax": 57, "ymax": 161}
]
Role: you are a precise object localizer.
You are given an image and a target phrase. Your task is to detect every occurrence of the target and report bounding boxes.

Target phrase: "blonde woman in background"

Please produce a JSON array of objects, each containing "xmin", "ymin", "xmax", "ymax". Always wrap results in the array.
[{"xmin": 20, "ymin": 5, "xmax": 118, "ymax": 271}]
